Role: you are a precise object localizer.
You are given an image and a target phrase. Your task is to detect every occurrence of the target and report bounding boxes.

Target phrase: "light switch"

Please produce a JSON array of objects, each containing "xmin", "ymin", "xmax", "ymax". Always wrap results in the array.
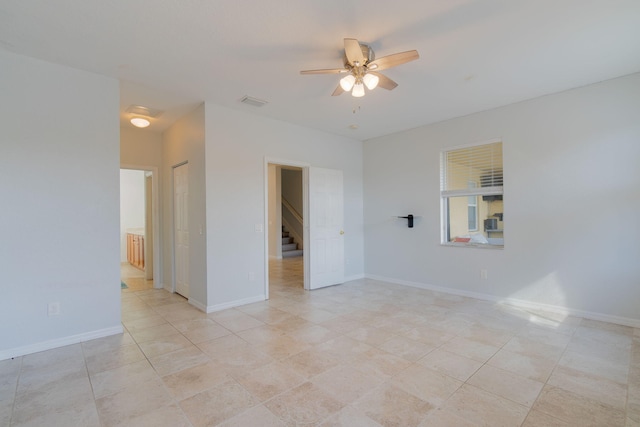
[{"xmin": 255, "ymin": 223, "xmax": 263, "ymax": 233}]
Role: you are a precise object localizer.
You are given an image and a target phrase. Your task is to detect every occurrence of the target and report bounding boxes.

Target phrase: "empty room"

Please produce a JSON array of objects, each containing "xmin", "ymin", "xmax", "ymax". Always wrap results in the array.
[{"xmin": 1, "ymin": 1, "xmax": 639, "ymax": 426}]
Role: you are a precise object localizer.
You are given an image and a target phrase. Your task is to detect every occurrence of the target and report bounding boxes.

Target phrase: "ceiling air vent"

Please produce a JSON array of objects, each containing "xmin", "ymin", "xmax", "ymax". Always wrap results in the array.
[{"xmin": 240, "ymin": 96, "xmax": 268, "ymax": 107}]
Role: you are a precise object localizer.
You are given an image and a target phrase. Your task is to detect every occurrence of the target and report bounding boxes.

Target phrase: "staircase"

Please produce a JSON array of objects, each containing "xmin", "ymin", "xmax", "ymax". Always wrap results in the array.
[{"xmin": 282, "ymin": 226, "xmax": 303, "ymax": 258}]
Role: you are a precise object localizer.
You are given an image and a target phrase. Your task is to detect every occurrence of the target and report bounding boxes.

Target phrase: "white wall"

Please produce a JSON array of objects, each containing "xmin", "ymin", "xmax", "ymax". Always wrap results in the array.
[
  {"xmin": 120, "ymin": 127, "xmax": 163, "ymax": 167},
  {"xmin": 205, "ymin": 104, "xmax": 365, "ymax": 310},
  {"xmin": 162, "ymin": 104, "xmax": 207, "ymax": 309},
  {"xmin": 363, "ymin": 72, "xmax": 640, "ymax": 325},
  {"xmin": 0, "ymin": 51, "xmax": 121, "ymax": 358},
  {"xmin": 119, "ymin": 169, "xmax": 145, "ymax": 262}
]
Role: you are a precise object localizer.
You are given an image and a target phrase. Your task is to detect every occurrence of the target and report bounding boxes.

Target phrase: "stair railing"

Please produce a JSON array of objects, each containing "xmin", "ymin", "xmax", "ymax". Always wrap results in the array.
[{"xmin": 281, "ymin": 196, "xmax": 304, "ymax": 250}]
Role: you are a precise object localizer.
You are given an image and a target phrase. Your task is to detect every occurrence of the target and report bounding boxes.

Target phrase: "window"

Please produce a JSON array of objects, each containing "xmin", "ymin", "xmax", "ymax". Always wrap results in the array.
[
  {"xmin": 467, "ymin": 181, "xmax": 478, "ymax": 231},
  {"xmin": 440, "ymin": 141, "xmax": 503, "ymax": 247}
]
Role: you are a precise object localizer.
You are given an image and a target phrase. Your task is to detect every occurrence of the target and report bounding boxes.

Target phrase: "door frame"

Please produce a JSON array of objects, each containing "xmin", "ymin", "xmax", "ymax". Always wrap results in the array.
[
  {"xmin": 172, "ymin": 161, "xmax": 189, "ymax": 296},
  {"xmin": 264, "ymin": 157, "xmax": 310, "ymax": 298},
  {"xmin": 120, "ymin": 164, "xmax": 162, "ymax": 288}
]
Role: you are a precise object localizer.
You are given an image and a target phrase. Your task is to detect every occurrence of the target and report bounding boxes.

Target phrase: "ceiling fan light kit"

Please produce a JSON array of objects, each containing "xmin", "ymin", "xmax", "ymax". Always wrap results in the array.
[{"xmin": 301, "ymin": 38, "xmax": 419, "ymax": 98}]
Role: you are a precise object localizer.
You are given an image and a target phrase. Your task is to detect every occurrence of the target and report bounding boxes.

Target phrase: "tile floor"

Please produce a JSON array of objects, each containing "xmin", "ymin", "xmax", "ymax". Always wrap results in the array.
[{"xmin": 1, "ymin": 257, "xmax": 639, "ymax": 426}]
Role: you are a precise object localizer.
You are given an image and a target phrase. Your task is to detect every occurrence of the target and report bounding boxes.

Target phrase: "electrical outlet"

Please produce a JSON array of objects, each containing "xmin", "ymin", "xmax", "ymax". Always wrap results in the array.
[
  {"xmin": 248, "ymin": 272, "xmax": 256, "ymax": 281},
  {"xmin": 48, "ymin": 302, "xmax": 60, "ymax": 316},
  {"xmin": 480, "ymin": 269, "xmax": 488, "ymax": 280}
]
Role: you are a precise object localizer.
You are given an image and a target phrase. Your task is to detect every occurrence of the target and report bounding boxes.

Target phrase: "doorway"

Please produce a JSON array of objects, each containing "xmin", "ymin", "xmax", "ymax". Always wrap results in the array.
[
  {"xmin": 264, "ymin": 159, "xmax": 345, "ymax": 298},
  {"xmin": 267, "ymin": 164, "xmax": 306, "ymax": 294},
  {"xmin": 119, "ymin": 167, "xmax": 160, "ymax": 291}
]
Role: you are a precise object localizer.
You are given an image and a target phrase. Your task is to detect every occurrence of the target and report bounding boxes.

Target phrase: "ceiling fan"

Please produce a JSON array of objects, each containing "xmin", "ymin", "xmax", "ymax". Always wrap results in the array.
[{"xmin": 300, "ymin": 38, "xmax": 419, "ymax": 97}]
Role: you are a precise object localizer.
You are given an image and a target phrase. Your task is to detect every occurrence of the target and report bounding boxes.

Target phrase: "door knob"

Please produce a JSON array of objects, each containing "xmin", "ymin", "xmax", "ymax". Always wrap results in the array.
[{"xmin": 340, "ymin": 230, "xmax": 345, "ymax": 235}]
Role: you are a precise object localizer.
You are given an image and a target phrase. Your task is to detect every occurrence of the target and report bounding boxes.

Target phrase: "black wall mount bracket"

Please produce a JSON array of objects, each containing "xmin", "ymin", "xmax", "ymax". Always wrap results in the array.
[{"xmin": 398, "ymin": 214, "xmax": 414, "ymax": 228}]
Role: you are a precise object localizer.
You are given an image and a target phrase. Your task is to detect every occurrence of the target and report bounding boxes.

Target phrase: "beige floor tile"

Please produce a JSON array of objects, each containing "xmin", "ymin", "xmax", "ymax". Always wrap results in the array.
[
  {"xmin": 148, "ymin": 345, "xmax": 211, "ymax": 376},
  {"xmin": 558, "ymin": 349, "xmax": 629, "ymax": 384},
  {"xmin": 254, "ymin": 334, "xmax": 311, "ymax": 360},
  {"xmin": 218, "ymin": 404, "xmax": 285, "ymax": 427},
  {"xmin": 208, "ymin": 309, "xmax": 265, "ymax": 332},
  {"xmin": 90, "ymin": 359, "xmax": 158, "ymax": 399},
  {"xmin": 161, "ymin": 360, "xmax": 231, "ymax": 401},
  {"xmin": 377, "ymin": 336, "xmax": 435, "ymax": 362},
  {"xmin": 441, "ymin": 384, "xmax": 529, "ymax": 427},
  {"xmin": 354, "ymin": 383, "xmax": 434, "ymax": 427},
  {"xmin": 81, "ymin": 333, "xmax": 136, "ymax": 357},
  {"xmin": 284, "ymin": 349, "xmax": 343, "ymax": 379},
  {"xmin": 285, "ymin": 324, "xmax": 340, "ymax": 345},
  {"xmin": 129, "ymin": 323, "xmax": 180, "ymax": 344},
  {"xmin": 532, "ymin": 385, "xmax": 626, "ymax": 427},
  {"xmin": 402, "ymin": 325, "xmax": 456, "ymax": 347},
  {"xmin": 95, "ymin": 377, "xmax": 176, "ymax": 427},
  {"xmin": 439, "ymin": 336, "xmax": 500, "ymax": 363},
  {"xmin": 265, "ymin": 382, "xmax": 344, "ymax": 426},
  {"xmin": 547, "ymin": 364, "xmax": 627, "ymax": 409},
  {"xmin": 180, "ymin": 379, "xmax": 259, "ymax": 427},
  {"xmin": 122, "ymin": 314, "xmax": 167, "ymax": 332},
  {"xmin": 351, "ymin": 348, "xmax": 412, "ymax": 378},
  {"xmin": 466, "ymin": 364, "xmax": 544, "ymax": 407},
  {"xmin": 237, "ymin": 361, "xmax": 305, "ymax": 402},
  {"xmin": 13, "ymin": 375, "xmax": 96, "ymax": 426},
  {"xmin": 501, "ymin": 336, "xmax": 565, "ymax": 360},
  {"xmin": 137, "ymin": 333, "xmax": 193, "ymax": 358},
  {"xmin": 84, "ymin": 343, "xmax": 146, "ymax": 375},
  {"xmin": 487, "ymin": 348, "xmax": 557, "ymax": 382},
  {"xmin": 391, "ymin": 364, "xmax": 462, "ymax": 407},
  {"xmin": 118, "ymin": 403, "xmax": 192, "ymax": 427},
  {"xmin": 236, "ymin": 325, "xmax": 288, "ymax": 346},
  {"xmin": 417, "ymin": 348, "xmax": 483, "ymax": 382},
  {"xmin": 347, "ymin": 326, "xmax": 398, "ymax": 346},
  {"xmin": 312, "ymin": 364, "xmax": 385, "ymax": 405},
  {"xmin": 315, "ymin": 336, "xmax": 375, "ymax": 362},
  {"xmin": 521, "ymin": 409, "xmax": 572, "ymax": 427},
  {"xmin": 199, "ymin": 336, "xmax": 273, "ymax": 375},
  {"xmin": 5, "ymin": 258, "xmax": 640, "ymax": 427},
  {"xmin": 320, "ymin": 405, "xmax": 383, "ymax": 427},
  {"xmin": 418, "ymin": 408, "xmax": 479, "ymax": 427},
  {"xmin": 181, "ymin": 323, "xmax": 232, "ymax": 344}
]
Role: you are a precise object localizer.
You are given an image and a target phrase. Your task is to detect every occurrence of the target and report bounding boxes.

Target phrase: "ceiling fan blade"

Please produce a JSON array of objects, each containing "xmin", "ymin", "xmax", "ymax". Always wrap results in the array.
[
  {"xmin": 331, "ymin": 84, "xmax": 345, "ymax": 96},
  {"xmin": 370, "ymin": 72, "xmax": 398, "ymax": 90},
  {"xmin": 344, "ymin": 38, "xmax": 365, "ymax": 66},
  {"xmin": 300, "ymin": 68, "xmax": 347, "ymax": 75},
  {"xmin": 368, "ymin": 50, "xmax": 419, "ymax": 71}
]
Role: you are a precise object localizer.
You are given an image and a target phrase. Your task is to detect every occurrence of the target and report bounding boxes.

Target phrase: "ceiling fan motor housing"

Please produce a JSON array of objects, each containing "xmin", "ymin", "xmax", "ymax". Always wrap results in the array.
[{"xmin": 344, "ymin": 44, "xmax": 375, "ymax": 68}]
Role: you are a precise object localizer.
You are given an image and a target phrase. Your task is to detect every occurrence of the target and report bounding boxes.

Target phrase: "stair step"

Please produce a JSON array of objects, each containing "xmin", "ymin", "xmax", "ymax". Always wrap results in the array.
[
  {"xmin": 282, "ymin": 237, "xmax": 293, "ymax": 244},
  {"xmin": 282, "ymin": 231, "xmax": 289, "ymax": 238},
  {"xmin": 282, "ymin": 243, "xmax": 297, "ymax": 251},
  {"xmin": 282, "ymin": 249, "xmax": 303, "ymax": 258}
]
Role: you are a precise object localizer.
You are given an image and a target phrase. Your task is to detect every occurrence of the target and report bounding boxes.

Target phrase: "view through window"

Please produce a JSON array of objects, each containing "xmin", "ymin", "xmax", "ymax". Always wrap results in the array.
[{"xmin": 440, "ymin": 141, "xmax": 503, "ymax": 247}]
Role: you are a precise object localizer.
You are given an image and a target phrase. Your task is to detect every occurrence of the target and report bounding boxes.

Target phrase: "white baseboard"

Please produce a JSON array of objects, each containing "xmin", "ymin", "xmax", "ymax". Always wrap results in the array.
[
  {"xmin": 365, "ymin": 274, "xmax": 640, "ymax": 328},
  {"xmin": 0, "ymin": 325, "xmax": 123, "ymax": 361},
  {"xmin": 189, "ymin": 298, "xmax": 207, "ymax": 312},
  {"xmin": 206, "ymin": 295, "xmax": 266, "ymax": 313}
]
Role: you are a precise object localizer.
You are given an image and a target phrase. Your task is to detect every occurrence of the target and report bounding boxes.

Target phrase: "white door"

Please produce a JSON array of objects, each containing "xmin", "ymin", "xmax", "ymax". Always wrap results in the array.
[
  {"xmin": 173, "ymin": 163, "xmax": 189, "ymax": 298},
  {"xmin": 309, "ymin": 167, "xmax": 344, "ymax": 289}
]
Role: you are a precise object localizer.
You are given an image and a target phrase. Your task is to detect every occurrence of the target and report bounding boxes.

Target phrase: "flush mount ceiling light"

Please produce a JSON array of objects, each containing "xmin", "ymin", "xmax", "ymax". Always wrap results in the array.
[
  {"xmin": 301, "ymin": 38, "xmax": 419, "ymax": 97},
  {"xmin": 130, "ymin": 117, "xmax": 150, "ymax": 128},
  {"xmin": 125, "ymin": 105, "xmax": 163, "ymax": 129}
]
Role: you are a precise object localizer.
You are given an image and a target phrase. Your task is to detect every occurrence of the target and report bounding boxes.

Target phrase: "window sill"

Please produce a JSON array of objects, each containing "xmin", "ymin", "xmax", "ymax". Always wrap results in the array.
[{"xmin": 441, "ymin": 242, "xmax": 504, "ymax": 250}]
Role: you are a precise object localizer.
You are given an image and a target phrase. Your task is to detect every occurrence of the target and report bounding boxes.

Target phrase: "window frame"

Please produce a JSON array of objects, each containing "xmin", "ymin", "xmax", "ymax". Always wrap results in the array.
[{"xmin": 440, "ymin": 139, "xmax": 503, "ymax": 249}]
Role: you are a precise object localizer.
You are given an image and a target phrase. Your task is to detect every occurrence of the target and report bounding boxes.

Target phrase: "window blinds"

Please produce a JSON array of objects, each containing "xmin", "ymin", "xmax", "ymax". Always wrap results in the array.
[{"xmin": 441, "ymin": 141, "xmax": 503, "ymax": 196}]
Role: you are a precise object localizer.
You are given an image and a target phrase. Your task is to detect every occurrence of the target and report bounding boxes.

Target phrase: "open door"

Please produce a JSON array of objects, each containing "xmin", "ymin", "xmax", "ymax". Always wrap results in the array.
[{"xmin": 308, "ymin": 167, "xmax": 344, "ymax": 289}]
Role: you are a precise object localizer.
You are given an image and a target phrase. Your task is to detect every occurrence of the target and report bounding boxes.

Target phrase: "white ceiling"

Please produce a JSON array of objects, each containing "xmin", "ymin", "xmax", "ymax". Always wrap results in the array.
[{"xmin": 2, "ymin": 0, "xmax": 640, "ymax": 140}]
